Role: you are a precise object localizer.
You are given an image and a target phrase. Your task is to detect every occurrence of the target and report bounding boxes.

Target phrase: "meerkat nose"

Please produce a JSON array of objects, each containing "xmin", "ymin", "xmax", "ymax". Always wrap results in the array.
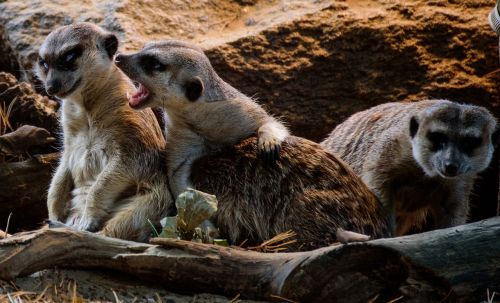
[
  {"xmin": 46, "ymin": 79, "xmax": 62, "ymax": 96},
  {"xmin": 444, "ymin": 161, "xmax": 459, "ymax": 176},
  {"xmin": 114, "ymin": 53, "xmax": 124, "ymax": 63}
]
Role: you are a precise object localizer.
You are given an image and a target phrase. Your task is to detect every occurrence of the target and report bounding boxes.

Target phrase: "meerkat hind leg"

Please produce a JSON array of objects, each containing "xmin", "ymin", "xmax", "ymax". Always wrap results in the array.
[{"xmin": 100, "ymin": 191, "xmax": 168, "ymax": 242}]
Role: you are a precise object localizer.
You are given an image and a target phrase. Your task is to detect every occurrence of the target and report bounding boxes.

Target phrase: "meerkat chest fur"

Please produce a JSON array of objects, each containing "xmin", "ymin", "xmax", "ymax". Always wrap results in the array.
[{"xmin": 62, "ymin": 101, "xmax": 112, "ymax": 185}]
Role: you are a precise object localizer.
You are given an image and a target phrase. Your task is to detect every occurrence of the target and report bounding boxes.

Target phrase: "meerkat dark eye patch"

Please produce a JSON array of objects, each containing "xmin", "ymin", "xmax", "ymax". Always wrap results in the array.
[
  {"xmin": 427, "ymin": 131, "xmax": 448, "ymax": 151},
  {"xmin": 459, "ymin": 136, "xmax": 482, "ymax": 155},
  {"xmin": 409, "ymin": 116, "xmax": 419, "ymax": 138},
  {"xmin": 184, "ymin": 77, "xmax": 203, "ymax": 102},
  {"xmin": 139, "ymin": 55, "xmax": 167, "ymax": 74},
  {"xmin": 57, "ymin": 46, "xmax": 83, "ymax": 71},
  {"xmin": 38, "ymin": 56, "xmax": 49, "ymax": 72}
]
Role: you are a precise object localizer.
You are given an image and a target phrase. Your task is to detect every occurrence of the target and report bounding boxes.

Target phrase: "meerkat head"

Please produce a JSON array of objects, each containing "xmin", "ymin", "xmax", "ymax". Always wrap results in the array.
[
  {"xmin": 36, "ymin": 22, "xmax": 118, "ymax": 99},
  {"xmin": 114, "ymin": 40, "xmax": 221, "ymax": 110},
  {"xmin": 409, "ymin": 100, "xmax": 498, "ymax": 179}
]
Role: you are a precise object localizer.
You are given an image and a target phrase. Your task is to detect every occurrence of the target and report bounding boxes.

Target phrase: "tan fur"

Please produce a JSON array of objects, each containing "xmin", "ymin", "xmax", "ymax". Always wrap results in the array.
[
  {"xmin": 322, "ymin": 100, "xmax": 497, "ymax": 235},
  {"xmin": 114, "ymin": 40, "xmax": 289, "ymax": 197},
  {"xmin": 37, "ymin": 23, "xmax": 170, "ymax": 241}
]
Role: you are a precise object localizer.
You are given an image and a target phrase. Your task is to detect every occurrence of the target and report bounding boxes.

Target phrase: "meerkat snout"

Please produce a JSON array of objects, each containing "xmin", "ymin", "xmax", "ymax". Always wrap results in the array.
[
  {"xmin": 114, "ymin": 41, "xmax": 211, "ymax": 109},
  {"xmin": 36, "ymin": 22, "xmax": 118, "ymax": 99},
  {"xmin": 409, "ymin": 103, "xmax": 497, "ymax": 179}
]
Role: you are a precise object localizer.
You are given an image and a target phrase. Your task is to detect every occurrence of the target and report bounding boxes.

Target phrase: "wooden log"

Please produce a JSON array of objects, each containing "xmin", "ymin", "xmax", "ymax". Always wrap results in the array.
[
  {"xmin": 371, "ymin": 217, "xmax": 500, "ymax": 301},
  {"xmin": 1, "ymin": 217, "xmax": 499, "ymax": 302},
  {"xmin": 0, "ymin": 125, "xmax": 56, "ymax": 155},
  {"xmin": 0, "ymin": 153, "xmax": 58, "ymax": 231}
]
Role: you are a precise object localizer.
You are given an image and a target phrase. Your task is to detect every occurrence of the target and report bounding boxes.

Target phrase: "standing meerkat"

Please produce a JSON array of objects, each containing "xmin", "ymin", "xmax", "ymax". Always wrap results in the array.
[
  {"xmin": 36, "ymin": 23, "xmax": 170, "ymax": 241},
  {"xmin": 114, "ymin": 40, "xmax": 289, "ymax": 198},
  {"xmin": 113, "ymin": 41, "xmax": 390, "ymax": 247},
  {"xmin": 322, "ymin": 100, "xmax": 498, "ymax": 236}
]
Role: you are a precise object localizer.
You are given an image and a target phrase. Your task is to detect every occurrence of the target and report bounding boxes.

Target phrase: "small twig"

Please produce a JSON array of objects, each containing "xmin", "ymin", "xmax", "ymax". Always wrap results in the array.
[
  {"xmin": 247, "ymin": 230, "xmax": 297, "ymax": 252},
  {"xmin": 34, "ymin": 285, "xmax": 50, "ymax": 301},
  {"xmin": 238, "ymin": 238, "xmax": 248, "ymax": 247},
  {"xmin": 147, "ymin": 219, "xmax": 160, "ymax": 237},
  {"xmin": 487, "ymin": 288, "xmax": 497, "ymax": 303},
  {"xmin": 112, "ymin": 289, "xmax": 122, "ymax": 303},
  {"xmin": 387, "ymin": 295, "xmax": 404, "ymax": 303},
  {"xmin": 4, "ymin": 213, "xmax": 12, "ymax": 238},
  {"xmin": 438, "ymin": 289, "xmax": 452, "ymax": 303},
  {"xmin": 229, "ymin": 293, "xmax": 241, "ymax": 303},
  {"xmin": 484, "ymin": 69, "xmax": 500, "ymax": 78},
  {"xmin": 368, "ymin": 294, "xmax": 380, "ymax": 303}
]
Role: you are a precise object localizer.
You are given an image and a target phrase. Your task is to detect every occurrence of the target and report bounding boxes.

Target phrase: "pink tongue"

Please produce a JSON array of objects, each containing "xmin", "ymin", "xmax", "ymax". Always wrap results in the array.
[
  {"xmin": 129, "ymin": 93, "xmax": 142, "ymax": 107},
  {"xmin": 129, "ymin": 83, "xmax": 147, "ymax": 107}
]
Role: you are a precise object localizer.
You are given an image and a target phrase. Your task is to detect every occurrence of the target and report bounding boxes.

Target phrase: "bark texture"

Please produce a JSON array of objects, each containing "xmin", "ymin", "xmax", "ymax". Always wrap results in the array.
[{"xmin": 1, "ymin": 217, "xmax": 499, "ymax": 302}]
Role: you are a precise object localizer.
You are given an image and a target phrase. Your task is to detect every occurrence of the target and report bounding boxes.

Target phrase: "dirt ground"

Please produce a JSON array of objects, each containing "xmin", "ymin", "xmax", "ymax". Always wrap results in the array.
[{"xmin": 1, "ymin": 269, "xmax": 260, "ymax": 302}]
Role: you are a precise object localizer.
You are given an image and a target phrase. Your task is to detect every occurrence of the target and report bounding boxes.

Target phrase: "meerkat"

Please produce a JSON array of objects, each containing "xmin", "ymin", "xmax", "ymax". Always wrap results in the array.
[
  {"xmin": 36, "ymin": 23, "xmax": 170, "ymax": 241},
  {"xmin": 322, "ymin": 100, "xmax": 498, "ymax": 236},
  {"xmin": 113, "ymin": 40, "xmax": 289, "ymax": 198},
  {"xmin": 112, "ymin": 41, "xmax": 390, "ymax": 248},
  {"xmin": 190, "ymin": 136, "xmax": 390, "ymax": 247}
]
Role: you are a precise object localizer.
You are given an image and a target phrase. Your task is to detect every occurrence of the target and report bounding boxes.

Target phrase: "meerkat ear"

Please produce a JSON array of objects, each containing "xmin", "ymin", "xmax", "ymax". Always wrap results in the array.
[
  {"xmin": 103, "ymin": 34, "xmax": 118, "ymax": 59},
  {"xmin": 184, "ymin": 76, "xmax": 203, "ymax": 102},
  {"xmin": 410, "ymin": 116, "xmax": 419, "ymax": 138}
]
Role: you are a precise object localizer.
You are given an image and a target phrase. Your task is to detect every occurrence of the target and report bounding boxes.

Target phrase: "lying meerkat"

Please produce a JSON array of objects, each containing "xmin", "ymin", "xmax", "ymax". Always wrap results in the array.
[
  {"xmin": 191, "ymin": 136, "xmax": 390, "ymax": 247},
  {"xmin": 114, "ymin": 40, "xmax": 289, "ymax": 197},
  {"xmin": 36, "ymin": 23, "xmax": 170, "ymax": 241},
  {"xmin": 322, "ymin": 100, "xmax": 497, "ymax": 236}
]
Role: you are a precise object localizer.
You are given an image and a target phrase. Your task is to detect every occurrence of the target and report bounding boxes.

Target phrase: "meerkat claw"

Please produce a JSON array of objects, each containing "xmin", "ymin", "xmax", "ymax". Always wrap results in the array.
[
  {"xmin": 259, "ymin": 140, "xmax": 281, "ymax": 165},
  {"xmin": 46, "ymin": 219, "xmax": 69, "ymax": 229}
]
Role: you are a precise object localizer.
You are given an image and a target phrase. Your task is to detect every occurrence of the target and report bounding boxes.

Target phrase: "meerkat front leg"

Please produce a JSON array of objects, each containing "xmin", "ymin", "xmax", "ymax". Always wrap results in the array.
[
  {"xmin": 47, "ymin": 163, "xmax": 74, "ymax": 222},
  {"xmin": 257, "ymin": 119, "xmax": 289, "ymax": 164},
  {"xmin": 433, "ymin": 183, "xmax": 472, "ymax": 229},
  {"xmin": 168, "ymin": 136, "xmax": 206, "ymax": 197},
  {"xmin": 75, "ymin": 158, "xmax": 130, "ymax": 231}
]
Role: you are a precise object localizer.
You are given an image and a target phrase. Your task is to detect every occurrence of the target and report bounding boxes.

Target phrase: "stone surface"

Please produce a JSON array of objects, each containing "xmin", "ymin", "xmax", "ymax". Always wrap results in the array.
[
  {"xmin": 207, "ymin": 0, "xmax": 499, "ymax": 140},
  {"xmin": 0, "ymin": 0, "xmax": 330, "ymax": 82},
  {"xmin": 0, "ymin": 0, "xmax": 497, "ymax": 139}
]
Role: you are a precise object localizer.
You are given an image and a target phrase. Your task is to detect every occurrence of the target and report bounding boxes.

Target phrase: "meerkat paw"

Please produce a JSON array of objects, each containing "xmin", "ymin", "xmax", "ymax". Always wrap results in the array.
[
  {"xmin": 66, "ymin": 213, "xmax": 100, "ymax": 232},
  {"xmin": 258, "ymin": 133, "xmax": 283, "ymax": 165},
  {"xmin": 65, "ymin": 213, "xmax": 80, "ymax": 227},
  {"xmin": 76, "ymin": 214, "xmax": 101, "ymax": 232},
  {"xmin": 46, "ymin": 219, "xmax": 69, "ymax": 229}
]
